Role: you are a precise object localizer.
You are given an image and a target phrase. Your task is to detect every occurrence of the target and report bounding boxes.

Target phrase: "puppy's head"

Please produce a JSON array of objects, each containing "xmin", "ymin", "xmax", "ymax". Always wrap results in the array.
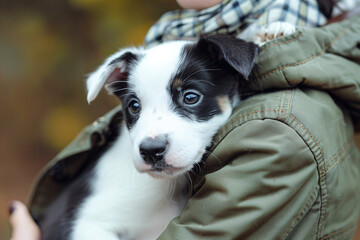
[{"xmin": 87, "ymin": 35, "xmax": 258, "ymax": 178}]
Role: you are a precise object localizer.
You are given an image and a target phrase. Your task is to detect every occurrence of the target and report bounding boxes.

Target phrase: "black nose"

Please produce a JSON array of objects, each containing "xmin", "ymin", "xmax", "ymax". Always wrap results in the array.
[{"xmin": 139, "ymin": 136, "xmax": 168, "ymax": 165}]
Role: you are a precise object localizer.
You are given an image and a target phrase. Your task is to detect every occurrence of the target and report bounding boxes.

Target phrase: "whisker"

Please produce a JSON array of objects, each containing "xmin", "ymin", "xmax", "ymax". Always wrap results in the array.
[
  {"xmin": 189, "ymin": 169, "xmax": 199, "ymax": 178},
  {"xmin": 208, "ymin": 109, "xmax": 219, "ymax": 116},
  {"xmin": 110, "ymin": 88, "xmax": 134, "ymax": 92},
  {"xmin": 177, "ymin": 61, "xmax": 188, "ymax": 82},
  {"xmin": 183, "ymin": 68, "xmax": 221, "ymax": 82},
  {"xmin": 106, "ymin": 80, "xmax": 123, "ymax": 84},
  {"xmin": 185, "ymin": 172, "xmax": 193, "ymax": 193},
  {"xmin": 183, "ymin": 79, "xmax": 216, "ymax": 87},
  {"xmin": 112, "ymin": 92, "xmax": 134, "ymax": 99},
  {"xmin": 106, "ymin": 81, "xmax": 136, "ymax": 89},
  {"xmin": 165, "ymin": 180, "xmax": 177, "ymax": 201},
  {"xmin": 108, "ymin": 86, "xmax": 134, "ymax": 94},
  {"xmin": 205, "ymin": 150, "xmax": 222, "ymax": 167}
]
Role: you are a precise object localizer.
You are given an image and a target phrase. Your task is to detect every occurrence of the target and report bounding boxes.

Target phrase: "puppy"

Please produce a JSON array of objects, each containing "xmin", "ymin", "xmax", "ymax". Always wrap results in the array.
[{"xmin": 39, "ymin": 35, "xmax": 258, "ymax": 240}]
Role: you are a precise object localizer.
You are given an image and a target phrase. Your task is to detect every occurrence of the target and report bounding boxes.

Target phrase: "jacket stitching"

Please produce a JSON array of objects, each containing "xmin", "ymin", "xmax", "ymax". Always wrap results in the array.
[
  {"xmin": 288, "ymin": 114, "xmax": 325, "ymax": 174},
  {"xmin": 320, "ymin": 141, "xmax": 354, "ymax": 177},
  {"xmin": 330, "ymin": 227, "xmax": 356, "ymax": 240},
  {"xmin": 214, "ymin": 107, "xmax": 328, "ymax": 236},
  {"xmin": 319, "ymin": 222, "xmax": 357, "ymax": 240},
  {"xmin": 278, "ymin": 90, "xmax": 286, "ymax": 120},
  {"xmin": 320, "ymin": 137, "xmax": 353, "ymax": 172},
  {"xmin": 284, "ymin": 90, "xmax": 293, "ymax": 121},
  {"xmin": 260, "ymin": 31, "xmax": 305, "ymax": 52},
  {"xmin": 287, "ymin": 113, "xmax": 328, "ymax": 235},
  {"xmin": 218, "ymin": 110, "xmax": 325, "ymax": 178},
  {"xmin": 281, "ymin": 185, "xmax": 319, "ymax": 240},
  {"xmin": 213, "ymin": 109, "xmax": 284, "ymax": 144},
  {"xmin": 258, "ymin": 27, "xmax": 348, "ymax": 80}
]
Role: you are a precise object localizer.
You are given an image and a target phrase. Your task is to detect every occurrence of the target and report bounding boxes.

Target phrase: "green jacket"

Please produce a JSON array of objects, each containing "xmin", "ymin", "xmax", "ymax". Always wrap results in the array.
[{"xmin": 29, "ymin": 16, "xmax": 360, "ymax": 239}]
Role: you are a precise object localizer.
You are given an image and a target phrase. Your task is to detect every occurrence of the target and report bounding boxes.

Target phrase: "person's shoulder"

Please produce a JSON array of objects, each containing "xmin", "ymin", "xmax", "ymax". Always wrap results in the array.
[{"xmin": 213, "ymin": 87, "xmax": 351, "ymax": 156}]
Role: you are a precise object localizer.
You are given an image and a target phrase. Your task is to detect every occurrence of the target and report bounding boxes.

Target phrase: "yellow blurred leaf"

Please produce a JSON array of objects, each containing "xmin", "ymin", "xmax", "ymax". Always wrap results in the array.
[{"xmin": 41, "ymin": 106, "xmax": 88, "ymax": 150}]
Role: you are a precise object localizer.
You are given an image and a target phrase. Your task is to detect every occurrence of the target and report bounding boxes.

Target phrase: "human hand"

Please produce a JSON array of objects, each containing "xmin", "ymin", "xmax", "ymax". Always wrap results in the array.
[{"xmin": 9, "ymin": 201, "xmax": 41, "ymax": 240}]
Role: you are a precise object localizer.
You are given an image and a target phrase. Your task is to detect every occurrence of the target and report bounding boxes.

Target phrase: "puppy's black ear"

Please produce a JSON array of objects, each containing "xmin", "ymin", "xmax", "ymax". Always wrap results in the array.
[
  {"xmin": 86, "ymin": 48, "xmax": 143, "ymax": 103},
  {"xmin": 198, "ymin": 35, "xmax": 258, "ymax": 80}
]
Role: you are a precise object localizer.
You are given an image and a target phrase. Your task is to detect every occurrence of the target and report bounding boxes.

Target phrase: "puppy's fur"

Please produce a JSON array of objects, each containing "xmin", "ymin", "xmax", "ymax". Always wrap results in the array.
[
  {"xmin": 39, "ymin": 35, "xmax": 258, "ymax": 240},
  {"xmin": 38, "ymin": 0, "xmax": 340, "ymax": 236}
]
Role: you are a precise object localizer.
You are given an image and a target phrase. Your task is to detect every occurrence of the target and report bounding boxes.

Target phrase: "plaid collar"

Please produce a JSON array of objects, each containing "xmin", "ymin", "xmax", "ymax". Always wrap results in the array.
[{"xmin": 145, "ymin": 0, "xmax": 327, "ymax": 47}]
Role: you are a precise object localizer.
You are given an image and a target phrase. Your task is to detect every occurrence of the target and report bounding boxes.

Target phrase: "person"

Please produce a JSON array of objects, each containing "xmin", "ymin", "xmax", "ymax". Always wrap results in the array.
[
  {"xmin": 9, "ymin": 201, "xmax": 40, "ymax": 240},
  {"xmin": 10, "ymin": 0, "xmax": 360, "ymax": 239}
]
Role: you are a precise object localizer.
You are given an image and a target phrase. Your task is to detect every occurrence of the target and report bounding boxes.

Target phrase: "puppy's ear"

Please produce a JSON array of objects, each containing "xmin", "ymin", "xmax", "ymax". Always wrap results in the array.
[
  {"xmin": 86, "ymin": 47, "xmax": 142, "ymax": 103},
  {"xmin": 198, "ymin": 35, "xmax": 258, "ymax": 80}
]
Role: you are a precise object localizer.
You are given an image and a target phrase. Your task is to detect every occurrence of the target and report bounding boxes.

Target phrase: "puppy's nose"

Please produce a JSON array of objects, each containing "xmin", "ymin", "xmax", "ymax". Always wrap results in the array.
[{"xmin": 139, "ymin": 136, "xmax": 168, "ymax": 165}]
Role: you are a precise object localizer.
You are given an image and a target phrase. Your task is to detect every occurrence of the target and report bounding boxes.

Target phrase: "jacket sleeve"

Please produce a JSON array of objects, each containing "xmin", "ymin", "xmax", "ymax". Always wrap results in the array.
[{"xmin": 158, "ymin": 119, "xmax": 319, "ymax": 240}]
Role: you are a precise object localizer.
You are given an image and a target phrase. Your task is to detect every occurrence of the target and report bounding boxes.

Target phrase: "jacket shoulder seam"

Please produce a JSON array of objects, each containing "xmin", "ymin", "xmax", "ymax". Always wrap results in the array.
[
  {"xmin": 258, "ymin": 27, "xmax": 348, "ymax": 81},
  {"xmin": 320, "ymin": 138, "xmax": 356, "ymax": 178},
  {"xmin": 213, "ymin": 108, "xmax": 328, "ymax": 237}
]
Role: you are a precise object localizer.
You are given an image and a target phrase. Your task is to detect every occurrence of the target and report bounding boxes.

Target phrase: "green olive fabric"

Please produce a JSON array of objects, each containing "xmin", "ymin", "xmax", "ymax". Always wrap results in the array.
[{"xmin": 29, "ymin": 16, "xmax": 360, "ymax": 240}]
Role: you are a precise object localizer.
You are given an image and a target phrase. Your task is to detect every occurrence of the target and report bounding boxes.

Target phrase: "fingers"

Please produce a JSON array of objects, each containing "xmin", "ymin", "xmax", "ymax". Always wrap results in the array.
[{"xmin": 9, "ymin": 201, "xmax": 41, "ymax": 240}]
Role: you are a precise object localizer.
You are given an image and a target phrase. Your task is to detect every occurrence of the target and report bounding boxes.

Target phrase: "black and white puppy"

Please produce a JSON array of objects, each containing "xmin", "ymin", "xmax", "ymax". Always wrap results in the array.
[{"xmin": 40, "ymin": 35, "xmax": 258, "ymax": 240}]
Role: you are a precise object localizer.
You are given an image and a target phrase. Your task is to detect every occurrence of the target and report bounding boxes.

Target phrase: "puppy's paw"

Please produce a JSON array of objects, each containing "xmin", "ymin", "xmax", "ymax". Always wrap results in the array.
[{"xmin": 254, "ymin": 22, "xmax": 296, "ymax": 45}]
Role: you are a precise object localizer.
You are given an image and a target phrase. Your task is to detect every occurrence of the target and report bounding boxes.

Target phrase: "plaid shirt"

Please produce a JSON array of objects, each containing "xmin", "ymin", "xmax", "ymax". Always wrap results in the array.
[{"xmin": 145, "ymin": 0, "xmax": 328, "ymax": 47}]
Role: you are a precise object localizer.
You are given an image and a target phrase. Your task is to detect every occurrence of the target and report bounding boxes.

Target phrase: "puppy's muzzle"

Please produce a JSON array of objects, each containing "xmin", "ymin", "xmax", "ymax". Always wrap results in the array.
[{"xmin": 139, "ymin": 136, "xmax": 169, "ymax": 170}]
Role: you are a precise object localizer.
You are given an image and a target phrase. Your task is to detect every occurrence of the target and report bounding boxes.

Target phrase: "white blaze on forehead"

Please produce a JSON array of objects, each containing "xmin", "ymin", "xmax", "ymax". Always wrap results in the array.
[
  {"xmin": 130, "ymin": 41, "xmax": 189, "ymax": 104},
  {"xmin": 126, "ymin": 41, "xmax": 191, "ymax": 156},
  {"xmin": 127, "ymin": 42, "xmax": 190, "ymax": 147}
]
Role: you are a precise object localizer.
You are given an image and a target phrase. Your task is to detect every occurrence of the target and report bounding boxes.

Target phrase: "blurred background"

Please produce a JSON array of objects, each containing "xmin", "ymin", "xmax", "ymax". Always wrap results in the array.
[
  {"xmin": 0, "ymin": 0, "xmax": 359, "ymax": 239},
  {"xmin": 0, "ymin": 0, "xmax": 177, "ymax": 237}
]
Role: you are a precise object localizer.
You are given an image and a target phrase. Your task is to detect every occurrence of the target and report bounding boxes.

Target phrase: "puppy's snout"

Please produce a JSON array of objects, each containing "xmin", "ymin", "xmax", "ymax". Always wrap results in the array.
[{"xmin": 139, "ymin": 136, "xmax": 168, "ymax": 166}]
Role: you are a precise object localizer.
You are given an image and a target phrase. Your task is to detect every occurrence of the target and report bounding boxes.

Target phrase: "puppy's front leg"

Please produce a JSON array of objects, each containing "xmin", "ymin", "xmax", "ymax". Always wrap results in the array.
[{"xmin": 253, "ymin": 21, "xmax": 296, "ymax": 45}]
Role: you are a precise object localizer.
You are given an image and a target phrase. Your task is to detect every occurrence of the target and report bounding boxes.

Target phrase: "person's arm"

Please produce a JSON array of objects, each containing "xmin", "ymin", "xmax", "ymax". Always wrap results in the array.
[
  {"xmin": 158, "ymin": 119, "xmax": 319, "ymax": 239},
  {"xmin": 9, "ymin": 201, "xmax": 41, "ymax": 240}
]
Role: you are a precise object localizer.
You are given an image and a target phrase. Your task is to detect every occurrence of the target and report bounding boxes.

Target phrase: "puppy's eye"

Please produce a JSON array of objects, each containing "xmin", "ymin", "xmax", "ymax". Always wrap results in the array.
[
  {"xmin": 183, "ymin": 91, "xmax": 201, "ymax": 105},
  {"xmin": 128, "ymin": 99, "xmax": 141, "ymax": 114}
]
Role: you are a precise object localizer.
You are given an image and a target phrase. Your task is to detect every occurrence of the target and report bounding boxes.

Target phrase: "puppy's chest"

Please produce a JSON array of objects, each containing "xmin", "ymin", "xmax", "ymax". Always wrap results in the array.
[{"xmin": 72, "ymin": 125, "xmax": 187, "ymax": 240}]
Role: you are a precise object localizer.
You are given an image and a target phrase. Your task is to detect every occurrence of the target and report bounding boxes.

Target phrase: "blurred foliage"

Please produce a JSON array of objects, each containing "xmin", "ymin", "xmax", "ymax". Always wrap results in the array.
[
  {"xmin": 0, "ymin": 0, "xmax": 177, "ymax": 152},
  {"xmin": 0, "ymin": 0, "xmax": 177, "ymax": 238}
]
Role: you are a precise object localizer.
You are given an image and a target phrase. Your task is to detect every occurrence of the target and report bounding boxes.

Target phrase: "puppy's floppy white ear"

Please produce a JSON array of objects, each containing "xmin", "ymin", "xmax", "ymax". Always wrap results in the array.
[{"xmin": 86, "ymin": 47, "xmax": 142, "ymax": 103}]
